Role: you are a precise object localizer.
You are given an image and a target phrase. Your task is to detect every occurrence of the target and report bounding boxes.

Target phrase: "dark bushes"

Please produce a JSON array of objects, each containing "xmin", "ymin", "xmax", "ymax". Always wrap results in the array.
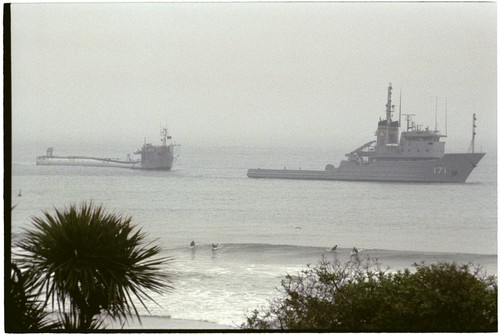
[{"xmin": 243, "ymin": 257, "xmax": 497, "ymax": 331}]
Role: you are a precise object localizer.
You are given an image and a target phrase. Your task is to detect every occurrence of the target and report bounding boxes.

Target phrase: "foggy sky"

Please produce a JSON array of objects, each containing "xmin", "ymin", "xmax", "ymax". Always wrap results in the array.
[{"xmin": 10, "ymin": 2, "xmax": 497, "ymax": 152}]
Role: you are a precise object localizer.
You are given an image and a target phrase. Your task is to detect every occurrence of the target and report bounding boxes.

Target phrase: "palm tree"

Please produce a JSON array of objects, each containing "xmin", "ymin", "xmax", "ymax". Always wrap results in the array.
[
  {"xmin": 6, "ymin": 262, "xmax": 61, "ymax": 331},
  {"xmin": 15, "ymin": 202, "xmax": 173, "ymax": 330}
]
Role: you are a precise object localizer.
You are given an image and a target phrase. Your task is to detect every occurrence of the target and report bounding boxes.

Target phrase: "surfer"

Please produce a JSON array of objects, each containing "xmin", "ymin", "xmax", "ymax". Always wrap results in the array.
[
  {"xmin": 351, "ymin": 247, "xmax": 359, "ymax": 264},
  {"xmin": 350, "ymin": 247, "xmax": 360, "ymax": 263},
  {"xmin": 212, "ymin": 243, "xmax": 219, "ymax": 250},
  {"xmin": 331, "ymin": 245, "xmax": 337, "ymax": 251},
  {"xmin": 190, "ymin": 240, "xmax": 195, "ymax": 248}
]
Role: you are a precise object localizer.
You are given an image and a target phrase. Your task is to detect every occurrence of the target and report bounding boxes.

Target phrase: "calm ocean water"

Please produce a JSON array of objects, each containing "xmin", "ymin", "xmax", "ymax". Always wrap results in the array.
[{"xmin": 10, "ymin": 142, "xmax": 497, "ymax": 327}]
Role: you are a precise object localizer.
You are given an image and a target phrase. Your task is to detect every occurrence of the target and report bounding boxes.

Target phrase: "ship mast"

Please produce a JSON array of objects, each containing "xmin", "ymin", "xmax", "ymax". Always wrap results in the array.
[
  {"xmin": 445, "ymin": 99, "xmax": 448, "ymax": 137},
  {"xmin": 398, "ymin": 89, "xmax": 402, "ymax": 127},
  {"xmin": 469, "ymin": 114, "xmax": 477, "ymax": 153},
  {"xmin": 160, "ymin": 126, "xmax": 168, "ymax": 146},
  {"xmin": 386, "ymin": 83, "xmax": 393, "ymax": 123},
  {"xmin": 434, "ymin": 97, "xmax": 438, "ymax": 131},
  {"xmin": 402, "ymin": 114, "xmax": 416, "ymax": 131},
  {"xmin": 384, "ymin": 83, "xmax": 395, "ymax": 144}
]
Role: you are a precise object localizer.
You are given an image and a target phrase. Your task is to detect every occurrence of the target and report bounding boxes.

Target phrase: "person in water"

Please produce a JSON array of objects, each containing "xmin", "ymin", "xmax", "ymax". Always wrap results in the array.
[{"xmin": 350, "ymin": 247, "xmax": 360, "ymax": 263}]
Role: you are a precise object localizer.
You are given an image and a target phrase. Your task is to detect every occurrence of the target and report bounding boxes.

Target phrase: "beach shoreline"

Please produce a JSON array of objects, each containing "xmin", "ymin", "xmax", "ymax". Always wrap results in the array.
[{"xmin": 105, "ymin": 315, "xmax": 237, "ymax": 330}]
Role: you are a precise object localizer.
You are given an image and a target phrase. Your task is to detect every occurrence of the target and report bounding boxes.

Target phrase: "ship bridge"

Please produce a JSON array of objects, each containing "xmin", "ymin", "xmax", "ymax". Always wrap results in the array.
[
  {"xmin": 373, "ymin": 83, "xmax": 446, "ymax": 161},
  {"xmin": 400, "ymin": 129, "xmax": 445, "ymax": 142},
  {"xmin": 396, "ymin": 128, "xmax": 445, "ymax": 159}
]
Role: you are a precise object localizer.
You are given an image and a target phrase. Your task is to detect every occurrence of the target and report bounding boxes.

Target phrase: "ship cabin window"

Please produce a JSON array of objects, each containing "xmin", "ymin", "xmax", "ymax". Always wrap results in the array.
[{"xmin": 405, "ymin": 135, "xmax": 440, "ymax": 142}]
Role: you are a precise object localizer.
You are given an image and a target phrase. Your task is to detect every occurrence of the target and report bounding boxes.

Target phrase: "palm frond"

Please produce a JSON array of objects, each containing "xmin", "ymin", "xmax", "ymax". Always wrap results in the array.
[
  {"xmin": 15, "ymin": 201, "xmax": 173, "ymax": 329},
  {"xmin": 6, "ymin": 263, "xmax": 61, "ymax": 331}
]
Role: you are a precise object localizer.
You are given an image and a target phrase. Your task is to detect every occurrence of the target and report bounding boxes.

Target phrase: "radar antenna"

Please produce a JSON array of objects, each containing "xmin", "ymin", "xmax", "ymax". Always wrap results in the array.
[{"xmin": 401, "ymin": 113, "xmax": 416, "ymax": 131}]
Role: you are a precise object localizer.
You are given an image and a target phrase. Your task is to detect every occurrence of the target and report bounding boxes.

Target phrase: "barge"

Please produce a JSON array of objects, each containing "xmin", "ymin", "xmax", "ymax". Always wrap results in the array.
[{"xmin": 36, "ymin": 127, "xmax": 178, "ymax": 170}]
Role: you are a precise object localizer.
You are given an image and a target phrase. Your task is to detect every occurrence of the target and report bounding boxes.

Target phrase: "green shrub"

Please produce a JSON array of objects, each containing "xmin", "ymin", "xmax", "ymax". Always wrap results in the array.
[{"xmin": 242, "ymin": 256, "xmax": 497, "ymax": 331}]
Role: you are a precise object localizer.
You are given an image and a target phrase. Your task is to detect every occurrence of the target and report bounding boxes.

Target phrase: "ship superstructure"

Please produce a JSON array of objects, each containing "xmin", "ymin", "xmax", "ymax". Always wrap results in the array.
[
  {"xmin": 247, "ymin": 83, "xmax": 485, "ymax": 183},
  {"xmin": 134, "ymin": 127, "xmax": 175, "ymax": 170},
  {"xmin": 36, "ymin": 126, "xmax": 178, "ymax": 170},
  {"xmin": 343, "ymin": 84, "xmax": 446, "ymax": 165}
]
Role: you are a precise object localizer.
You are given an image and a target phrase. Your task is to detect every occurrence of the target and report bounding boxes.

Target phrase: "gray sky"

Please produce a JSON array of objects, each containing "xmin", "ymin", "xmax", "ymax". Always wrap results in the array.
[{"xmin": 11, "ymin": 2, "xmax": 497, "ymax": 152}]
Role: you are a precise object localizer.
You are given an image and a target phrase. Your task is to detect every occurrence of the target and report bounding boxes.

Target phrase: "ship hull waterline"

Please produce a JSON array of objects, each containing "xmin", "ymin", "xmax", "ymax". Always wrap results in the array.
[{"xmin": 247, "ymin": 153, "xmax": 485, "ymax": 183}]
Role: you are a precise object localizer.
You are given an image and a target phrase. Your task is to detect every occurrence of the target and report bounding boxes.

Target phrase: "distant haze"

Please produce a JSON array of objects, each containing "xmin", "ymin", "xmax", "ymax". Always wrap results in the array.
[{"xmin": 10, "ymin": 2, "xmax": 496, "ymax": 153}]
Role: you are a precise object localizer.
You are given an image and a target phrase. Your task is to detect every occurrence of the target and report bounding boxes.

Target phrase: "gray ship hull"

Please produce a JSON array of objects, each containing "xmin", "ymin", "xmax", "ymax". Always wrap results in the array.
[
  {"xmin": 36, "ymin": 156, "xmax": 142, "ymax": 169},
  {"xmin": 138, "ymin": 145, "xmax": 174, "ymax": 170},
  {"xmin": 247, "ymin": 153, "xmax": 485, "ymax": 183},
  {"xmin": 36, "ymin": 151, "xmax": 174, "ymax": 170}
]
